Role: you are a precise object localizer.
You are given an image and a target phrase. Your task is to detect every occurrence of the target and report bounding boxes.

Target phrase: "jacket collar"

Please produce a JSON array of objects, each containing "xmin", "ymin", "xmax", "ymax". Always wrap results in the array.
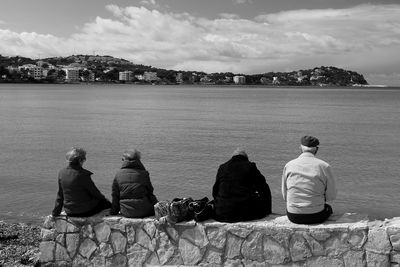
[
  {"xmin": 67, "ymin": 162, "xmax": 83, "ymax": 170},
  {"xmin": 121, "ymin": 160, "xmax": 145, "ymax": 170},
  {"xmin": 299, "ymin": 152, "xmax": 316, "ymax": 158}
]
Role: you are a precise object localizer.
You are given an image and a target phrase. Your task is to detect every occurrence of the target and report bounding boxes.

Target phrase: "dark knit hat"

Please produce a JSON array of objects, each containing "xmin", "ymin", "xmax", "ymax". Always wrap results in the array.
[{"xmin": 301, "ymin": 136, "xmax": 320, "ymax": 147}]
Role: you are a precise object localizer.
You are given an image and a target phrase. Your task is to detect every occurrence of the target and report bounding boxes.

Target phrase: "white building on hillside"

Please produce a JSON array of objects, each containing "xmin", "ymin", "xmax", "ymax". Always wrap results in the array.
[
  {"xmin": 64, "ymin": 68, "xmax": 80, "ymax": 82},
  {"xmin": 119, "ymin": 71, "xmax": 134, "ymax": 81},
  {"xmin": 143, "ymin": 71, "xmax": 158, "ymax": 82},
  {"xmin": 233, "ymin": 75, "xmax": 246, "ymax": 84}
]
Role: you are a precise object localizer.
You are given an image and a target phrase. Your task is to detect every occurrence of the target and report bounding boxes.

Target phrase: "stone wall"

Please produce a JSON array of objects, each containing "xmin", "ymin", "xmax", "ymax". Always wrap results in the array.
[{"xmin": 40, "ymin": 212, "xmax": 400, "ymax": 266}]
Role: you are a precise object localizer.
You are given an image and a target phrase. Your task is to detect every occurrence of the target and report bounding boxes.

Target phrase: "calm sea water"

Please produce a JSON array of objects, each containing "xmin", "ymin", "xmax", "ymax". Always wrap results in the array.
[{"xmin": 0, "ymin": 84, "xmax": 399, "ymax": 224}]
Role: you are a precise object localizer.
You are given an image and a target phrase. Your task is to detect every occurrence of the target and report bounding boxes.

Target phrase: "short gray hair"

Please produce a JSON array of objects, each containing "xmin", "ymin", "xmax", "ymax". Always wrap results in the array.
[
  {"xmin": 66, "ymin": 147, "xmax": 86, "ymax": 163},
  {"xmin": 123, "ymin": 149, "xmax": 141, "ymax": 161},
  {"xmin": 232, "ymin": 147, "xmax": 248, "ymax": 158},
  {"xmin": 301, "ymin": 145, "xmax": 318, "ymax": 154}
]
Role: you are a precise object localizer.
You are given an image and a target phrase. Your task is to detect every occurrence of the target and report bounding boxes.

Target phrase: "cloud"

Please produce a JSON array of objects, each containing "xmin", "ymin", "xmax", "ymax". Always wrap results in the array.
[
  {"xmin": 233, "ymin": 0, "xmax": 253, "ymax": 4},
  {"xmin": 139, "ymin": 0, "xmax": 160, "ymax": 8},
  {"xmin": 0, "ymin": 4, "xmax": 400, "ymax": 84}
]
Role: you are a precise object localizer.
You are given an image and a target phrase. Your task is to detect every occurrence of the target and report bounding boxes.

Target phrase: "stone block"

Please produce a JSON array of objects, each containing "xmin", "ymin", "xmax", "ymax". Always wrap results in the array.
[
  {"xmin": 207, "ymin": 227, "xmax": 227, "ymax": 249},
  {"xmin": 241, "ymin": 231, "xmax": 264, "ymax": 262},
  {"xmin": 147, "ymin": 252, "xmax": 161, "ymax": 265},
  {"xmin": 325, "ymin": 233, "xmax": 351, "ymax": 257},
  {"xmin": 241, "ymin": 259, "xmax": 269, "ymax": 267},
  {"xmin": 126, "ymin": 225, "xmax": 136, "ymax": 244},
  {"xmin": 56, "ymin": 233, "xmax": 65, "ymax": 246},
  {"xmin": 127, "ymin": 243, "xmax": 150, "ymax": 266},
  {"xmin": 39, "ymin": 241, "xmax": 55, "ymax": 263},
  {"xmin": 165, "ymin": 225, "xmax": 179, "ymax": 242},
  {"xmin": 290, "ymin": 233, "xmax": 312, "ymax": 262},
  {"xmin": 73, "ymin": 254, "xmax": 93, "ymax": 267},
  {"xmin": 228, "ymin": 225, "xmax": 253, "ymax": 238},
  {"xmin": 343, "ymin": 250, "xmax": 366, "ymax": 267},
  {"xmin": 179, "ymin": 238, "xmax": 202, "ymax": 266},
  {"xmin": 43, "ymin": 216, "xmax": 56, "ymax": 229},
  {"xmin": 225, "ymin": 232, "xmax": 244, "ymax": 259},
  {"xmin": 55, "ymin": 243, "xmax": 71, "ymax": 262},
  {"xmin": 387, "ymin": 229, "xmax": 400, "ymax": 251},
  {"xmin": 94, "ymin": 222, "xmax": 111, "ymax": 243},
  {"xmin": 106, "ymin": 254, "xmax": 127, "ymax": 267},
  {"xmin": 55, "ymin": 219, "xmax": 68, "ymax": 232},
  {"xmin": 366, "ymin": 228, "xmax": 392, "ymax": 254},
  {"xmin": 307, "ymin": 256, "xmax": 344, "ymax": 267},
  {"xmin": 110, "ymin": 231, "xmax": 127, "ymax": 254},
  {"xmin": 366, "ymin": 251, "xmax": 390, "ymax": 267},
  {"xmin": 81, "ymin": 224, "xmax": 95, "ymax": 239},
  {"xmin": 203, "ymin": 247, "xmax": 223, "ymax": 265},
  {"xmin": 137, "ymin": 228, "xmax": 154, "ymax": 251},
  {"xmin": 65, "ymin": 233, "xmax": 80, "ymax": 258},
  {"xmin": 181, "ymin": 223, "xmax": 209, "ymax": 248},
  {"xmin": 348, "ymin": 229, "xmax": 368, "ymax": 249},
  {"xmin": 98, "ymin": 242, "xmax": 113, "ymax": 257},
  {"xmin": 157, "ymin": 232, "xmax": 175, "ymax": 265},
  {"xmin": 309, "ymin": 229, "xmax": 331, "ymax": 241},
  {"xmin": 303, "ymin": 232, "xmax": 325, "ymax": 256},
  {"xmin": 41, "ymin": 228, "xmax": 56, "ymax": 241},
  {"xmin": 143, "ymin": 221, "xmax": 157, "ymax": 238},
  {"xmin": 391, "ymin": 252, "xmax": 400, "ymax": 265},
  {"xmin": 79, "ymin": 238, "xmax": 97, "ymax": 259},
  {"xmin": 91, "ymin": 254, "xmax": 106, "ymax": 267},
  {"xmin": 263, "ymin": 236, "xmax": 289, "ymax": 264}
]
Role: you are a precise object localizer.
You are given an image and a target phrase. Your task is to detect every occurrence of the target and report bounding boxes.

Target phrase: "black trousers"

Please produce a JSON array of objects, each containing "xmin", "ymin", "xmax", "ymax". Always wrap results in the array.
[
  {"xmin": 68, "ymin": 199, "xmax": 112, "ymax": 217},
  {"xmin": 287, "ymin": 204, "xmax": 333, "ymax": 224}
]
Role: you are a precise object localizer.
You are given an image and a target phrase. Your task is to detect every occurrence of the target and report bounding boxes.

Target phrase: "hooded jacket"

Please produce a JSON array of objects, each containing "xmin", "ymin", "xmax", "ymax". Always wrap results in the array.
[{"xmin": 110, "ymin": 160, "xmax": 158, "ymax": 218}]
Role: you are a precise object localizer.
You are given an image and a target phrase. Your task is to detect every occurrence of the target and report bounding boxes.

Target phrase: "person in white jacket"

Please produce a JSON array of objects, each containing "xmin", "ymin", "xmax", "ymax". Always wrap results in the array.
[{"xmin": 282, "ymin": 136, "xmax": 337, "ymax": 224}]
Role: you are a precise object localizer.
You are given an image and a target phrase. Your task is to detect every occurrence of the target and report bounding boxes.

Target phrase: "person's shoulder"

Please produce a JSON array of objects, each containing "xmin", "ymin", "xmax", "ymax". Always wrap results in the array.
[
  {"xmin": 314, "ymin": 157, "xmax": 330, "ymax": 168},
  {"xmin": 81, "ymin": 168, "xmax": 94, "ymax": 176}
]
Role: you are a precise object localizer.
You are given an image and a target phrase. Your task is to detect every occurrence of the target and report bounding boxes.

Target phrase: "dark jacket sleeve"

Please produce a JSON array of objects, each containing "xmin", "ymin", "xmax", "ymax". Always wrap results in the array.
[
  {"xmin": 52, "ymin": 178, "xmax": 64, "ymax": 216},
  {"xmin": 251, "ymin": 163, "xmax": 272, "ymax": 214},
  {"xmin": 82, "ymin": 171, "xmax": 106, "ymax": 200},
  {"xmin": 110, "ymin": 178, "xmax": 120, "ymax": 215},
  {"xmin": 146, "ymin": 178, "xmax": 158, "ymax": 205},
  {"xmin": 212, "ymin": 166, "xmax": 222, "ymax": 198}
]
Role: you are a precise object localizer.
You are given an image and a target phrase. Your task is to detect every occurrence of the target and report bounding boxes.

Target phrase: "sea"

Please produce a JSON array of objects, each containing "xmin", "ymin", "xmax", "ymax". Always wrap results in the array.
[{"xmin": 0, "ymin": 83, "xmax": 399, "ymax": 224}]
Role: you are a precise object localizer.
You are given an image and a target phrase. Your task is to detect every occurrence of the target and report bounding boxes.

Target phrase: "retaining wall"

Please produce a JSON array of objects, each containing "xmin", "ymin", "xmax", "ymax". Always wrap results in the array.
[{"xmin": 40, "ymin": 212, "xmax": 400, "ymax": 266}]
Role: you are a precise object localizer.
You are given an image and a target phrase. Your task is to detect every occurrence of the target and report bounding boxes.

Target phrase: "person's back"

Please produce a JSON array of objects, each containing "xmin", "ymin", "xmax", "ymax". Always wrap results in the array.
[
  {"xmin": 282, "ymin": 136, "xmax": 336, "ymax": 224},
  {"xmin": 213, "ymin": 148, "xmax": 271, "ymax": 222},
  {"xmin": 52, "ymin": 147, "xmax": 111, "ymax": 217},
  {"xmin": 111, "ymin": 149, "xmax": 158, "ymax": 218}
]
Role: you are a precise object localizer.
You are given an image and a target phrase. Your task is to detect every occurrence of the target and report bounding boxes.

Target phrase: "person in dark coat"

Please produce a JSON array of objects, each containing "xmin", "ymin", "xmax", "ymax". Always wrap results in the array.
[
  {"xmin": 110, "ymin": 149, "xmax": 158, "ymax": 218},
  {"xmin": 52, "ymin": 147, "xmax": 111, "ymax": 217},
  {"xmin": 212, "ymin": 148, "xmax": 272, "ymax": 222}
]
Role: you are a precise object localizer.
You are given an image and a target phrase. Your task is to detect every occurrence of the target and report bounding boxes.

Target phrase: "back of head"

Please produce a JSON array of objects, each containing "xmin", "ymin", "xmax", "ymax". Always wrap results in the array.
[
  {"xmin": 123, "ymin": 149, "xmax": 141, "ymax": 161},
  {"xmin": 232, "ymin": 147, "xmax": 248, "ymax": 159},
  {"xmin": 66, "ymin": 147, "xmax": 86, "ymax": 164},
  {"xmin": 300, "ymin": 136, "xmax": 319, "ymax": 153}
]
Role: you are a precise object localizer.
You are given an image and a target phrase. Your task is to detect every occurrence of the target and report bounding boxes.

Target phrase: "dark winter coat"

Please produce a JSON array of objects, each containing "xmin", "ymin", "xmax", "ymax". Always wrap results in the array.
[
  {"xmin": 110, "ymin": 160, "xmax": 158, "ymax": 218},
  {"xmin": 212, "ymin": 155, "xmax": 272, "ymax": 222},
  {"xmin": 52, "ymin": 163, "xmax": 107, "ymax": 216}
]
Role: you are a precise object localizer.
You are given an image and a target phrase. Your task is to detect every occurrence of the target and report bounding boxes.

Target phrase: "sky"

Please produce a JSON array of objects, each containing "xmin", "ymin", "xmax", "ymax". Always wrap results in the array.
[{"xmin": 1, "ymin": 0, "xmax": 400, "ymax": 85}]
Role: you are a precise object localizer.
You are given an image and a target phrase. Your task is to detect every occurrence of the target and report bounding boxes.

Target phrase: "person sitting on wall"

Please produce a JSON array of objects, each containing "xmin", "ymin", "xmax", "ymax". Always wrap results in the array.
[
  {"xmin": 52, "ymin": 147, "xmax": 111, "ymax": 217},
  {"xmin": 212, "ymin": 148, "xmax": 272, "ymax": 222},
  {"xmin": 110, "ymin": 149, "xmax": 158, "ymax": 218},
  {"xmin": 282, "ymin": 136, "xmax": 337, "ymax": 224}
]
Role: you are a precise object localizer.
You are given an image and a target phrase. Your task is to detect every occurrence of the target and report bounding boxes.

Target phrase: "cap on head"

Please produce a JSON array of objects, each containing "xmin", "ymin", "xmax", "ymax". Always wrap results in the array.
[
  {"xmin": 301, "ymin": 136, "xmax": 320, "ymax": 147},
  {"xmin": 123, "ymin": 149, "xmax": 141, "ymax": 161},
  {"xmin": 66, "ymin": 147, "xmax": 86, "ymax": 163}
]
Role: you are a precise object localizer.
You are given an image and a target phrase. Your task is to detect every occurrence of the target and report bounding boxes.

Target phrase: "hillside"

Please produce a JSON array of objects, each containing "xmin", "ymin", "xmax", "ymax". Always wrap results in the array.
[{"xmin": 0, "ymin": 54, "xmax": 368, "ymax": 86}]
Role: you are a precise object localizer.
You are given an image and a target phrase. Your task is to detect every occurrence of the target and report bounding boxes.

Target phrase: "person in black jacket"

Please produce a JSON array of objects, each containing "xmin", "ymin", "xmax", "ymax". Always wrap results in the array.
[
  {"xmin": 52, "ymin": 147, "xmax": 111, "ymax": 217},
  {"xmin": 212, "ymin": 148, "xmax": 272, "ymax": 222},
  {"xmin": 110, "ymin": 149, "xmax": 158, "ymax": 218}
]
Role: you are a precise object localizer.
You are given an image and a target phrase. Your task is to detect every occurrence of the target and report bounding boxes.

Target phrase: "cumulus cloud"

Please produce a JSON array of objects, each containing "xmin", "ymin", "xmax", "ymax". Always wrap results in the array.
[
  {"xmin": 139, "ymin": 0, "xmax": 160, "ymax": 8},
  {"xmin": 1, "ymin": 4, "xmax": 400, "ymax": 84}
]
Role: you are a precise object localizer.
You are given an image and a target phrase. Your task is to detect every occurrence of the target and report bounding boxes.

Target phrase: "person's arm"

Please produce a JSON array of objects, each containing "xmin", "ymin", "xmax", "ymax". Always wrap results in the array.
[
  {"xmin": 212, "ymin": 167, "xmax": 222, "ymax": 198},
  {"xmin": 82, "ymin": 171, "xmax": 106, "ymax": 200},
  {"xmin": 52, "ymin": 178, "xmax": 64, "ymax": 216},
  {"xmin": 324, "ymin": 165, "xmax": 337, "ymax": 202},
  {"xmin": 252, "ymin": 163, "xmax": 272, "ymax": 214},
  {"xmin": 281, "ymin": 166, "xmax": 288, "ymax": 202},
  {"xmin": 110, "ymin": 178, "xmax": 120, "ymax": 215}
]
